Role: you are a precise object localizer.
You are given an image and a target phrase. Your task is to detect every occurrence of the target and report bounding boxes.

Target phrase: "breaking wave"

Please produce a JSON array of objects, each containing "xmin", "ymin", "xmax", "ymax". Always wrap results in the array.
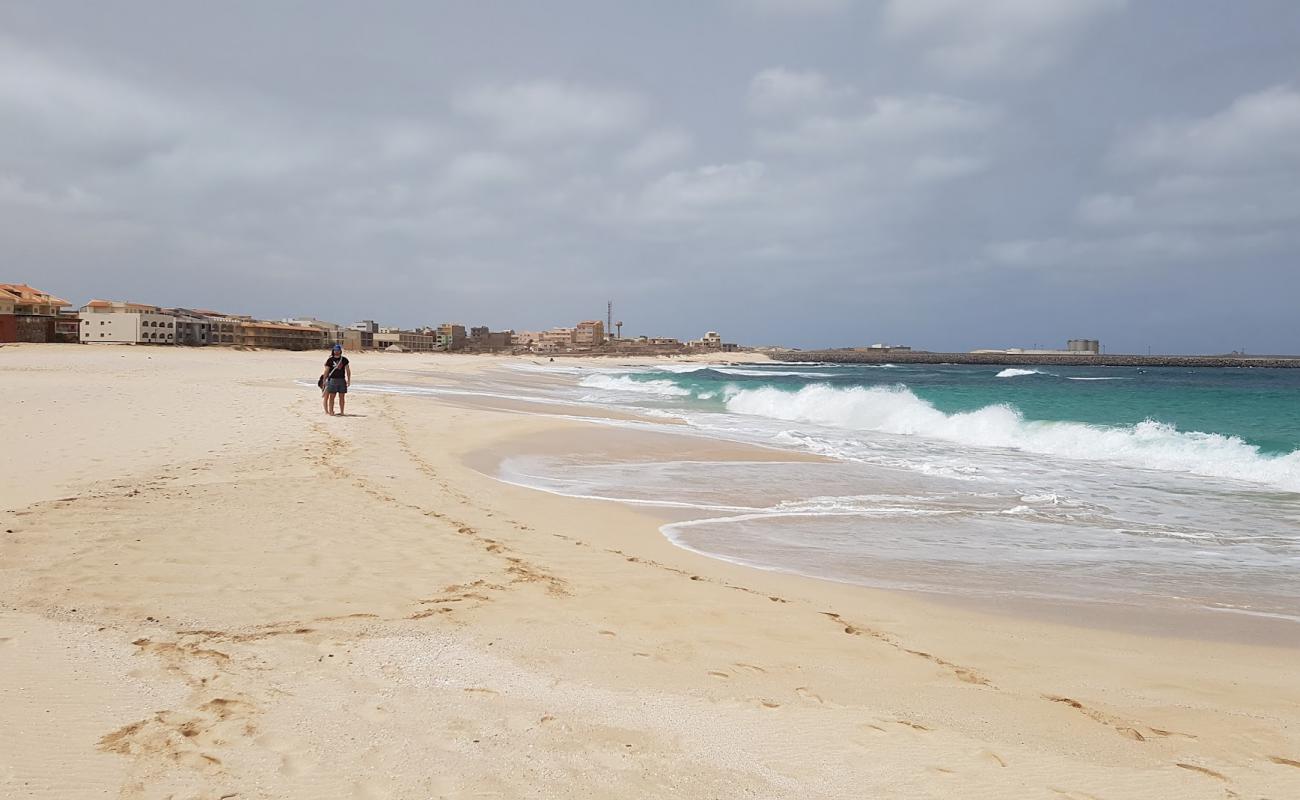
[
  {"xmin": 579, "ymin": 374, "xmax": 693, "ymax": 397},
  {"xmin": 724, "ymin": 384, "xmax": 1300, "ymax": 491},
  {"xmin": 996, "ymin": 368, "xmax": 1052, "ymax": 378}
]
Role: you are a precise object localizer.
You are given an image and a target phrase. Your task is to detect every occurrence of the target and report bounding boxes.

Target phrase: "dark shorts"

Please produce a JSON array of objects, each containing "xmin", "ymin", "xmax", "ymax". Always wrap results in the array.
[{"xmin": 326, "ymin": 378, "xmax": 348, "ymax": 394}]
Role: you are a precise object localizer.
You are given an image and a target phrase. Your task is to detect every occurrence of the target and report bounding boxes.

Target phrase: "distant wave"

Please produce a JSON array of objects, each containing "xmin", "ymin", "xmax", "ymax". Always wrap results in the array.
[
  {"xmin": 724, "ymin": 384, "xmax": 1300, "ymax": 491},
  {"xmin": 1066, "ymin": 376, "xmax": 1131, "ymax": 381},
  {"xmin": 996, "ymin": 368, "xmax": 1052, "ymax": 378}
]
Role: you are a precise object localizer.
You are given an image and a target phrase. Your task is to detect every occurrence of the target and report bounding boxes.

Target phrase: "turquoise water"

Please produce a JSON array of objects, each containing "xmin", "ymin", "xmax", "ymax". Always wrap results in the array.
[
  {"xmin": 623, "ymin": 364, "xmax": 1300, "ymax": 456},
  {"xmin": 365, "ymin": 361, "xmax": 1300, "ymax": 622}
]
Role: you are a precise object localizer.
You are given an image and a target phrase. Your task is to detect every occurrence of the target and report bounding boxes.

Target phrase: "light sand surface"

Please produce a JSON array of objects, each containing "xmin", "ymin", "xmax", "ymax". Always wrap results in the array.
[{"xmin": 2, "ymin": 344, "xmax": 1299, "ymax": 799}]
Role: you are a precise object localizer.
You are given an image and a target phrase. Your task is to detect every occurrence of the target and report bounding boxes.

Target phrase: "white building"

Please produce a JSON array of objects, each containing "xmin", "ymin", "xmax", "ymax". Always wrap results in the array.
[{"xmin": 80, "ymin": 300, "xmax": 179, "ymax": 345}]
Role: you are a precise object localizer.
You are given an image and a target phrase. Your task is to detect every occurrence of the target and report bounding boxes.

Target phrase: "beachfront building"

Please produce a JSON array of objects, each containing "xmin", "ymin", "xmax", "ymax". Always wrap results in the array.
[
  {"xmin": 574, "ymin": 320, "xmax": 605, "ymax": 349},
  {"xmin": 532, "ymin": 327, "xmax": 575, "ymax": 354},
  {"xmin": 606, "ymin": 335, "xmax": 687, "ymax": 354},
  {"xmin": 348, "ymin": 321, "xmax": 378, "ymax": 350},
  {"xmin": 0, "ymin": 284, "xmax": 72, "ymax": 343},
  {"xmin": 468, "ymin": 327, "xmax": 513, "ymax": 351},
  {"xmin": 374, "ymin": 327, "xmax": 437, "ymax": 351},
  {"xmin": 201, "ymin": 312, "xmax": 250, "ymax": 346},
  {"xmin": 686, "ymin": 331, "xmax": 739, "ymax": 352},
  {"xmin": 285, "ymin": 317, "xmax": 345, "ymax": 348},
  {"xmin": 238, "ymin": 321, "xmax": 325, "ymax": 350},
  {"xmin": 164, "ymin": 309, "xmax": 212, "ymax": 346},
  {"xmin": 435, "ymin": 323, "xmax": 467, "ymax": 351},
  {"xmin": 79, "ymin": 300, "xmax": 180, "ymax": 345}
]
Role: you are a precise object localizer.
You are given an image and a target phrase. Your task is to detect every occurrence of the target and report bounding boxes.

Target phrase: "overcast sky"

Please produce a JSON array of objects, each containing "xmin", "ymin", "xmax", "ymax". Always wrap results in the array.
[{"xmin": 3, "ymin": 1, "xmax": 1298, "ymax": 352}]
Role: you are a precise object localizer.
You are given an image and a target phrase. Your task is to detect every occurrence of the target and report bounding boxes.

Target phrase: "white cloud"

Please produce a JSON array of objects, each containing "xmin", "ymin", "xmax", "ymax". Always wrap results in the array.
[
  {"xmin": 1015, "ymin": 85, "xmax": 1300, "ymax": 274},
  {"xmin": 455, "ymin": 80, "xmax": 647, "ymax": 144},
  {"xmin": 1080, "ymin": 87, "xmax": 1300, "ymax": 232},
  {"xmin": 0, "ymin": 39, "xmax": 188, "ymax": 162},
  {"xmin": 747, "ymin": 68, "xmax": 854, "ymax": 115},
  {"xmin": 756, "ymin": 93, "xmax": 995, "ymax": 158},
  {"xmin": 618, "ymin": 128, "xmax": 694, "ymax": 171},
  {"xmin": 634, "ymin": 161, "xmax": 767, "ymax": 222},
  {"xmin": 1109, "ymin": 86, "xmax": 1300, "ymax": 173},
  {"xmin": 883, "ymin": 0, "xmax": 1126, "ymax": 78}
]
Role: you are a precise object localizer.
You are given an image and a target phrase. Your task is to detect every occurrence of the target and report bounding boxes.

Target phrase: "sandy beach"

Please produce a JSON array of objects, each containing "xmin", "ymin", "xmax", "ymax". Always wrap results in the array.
[{"xmin": 2, "ymin": 344, "xmax": 1298, "ymax": 799}]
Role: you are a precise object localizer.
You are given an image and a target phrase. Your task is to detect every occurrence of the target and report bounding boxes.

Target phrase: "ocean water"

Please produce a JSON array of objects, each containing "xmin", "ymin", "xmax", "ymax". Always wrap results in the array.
[{"xmin": 489, "ymin": 361, "xmax": 1300, "ymax": 623}]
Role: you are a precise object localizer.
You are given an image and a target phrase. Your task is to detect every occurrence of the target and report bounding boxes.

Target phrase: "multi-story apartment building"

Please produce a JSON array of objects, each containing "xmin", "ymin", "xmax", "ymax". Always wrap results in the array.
[
  {"xmin": 165, "ymin": 308, "xmax": 212, "ymax": 346},
  {"xmin": 686, "ymin": 331, "xmax": 738, "ymax": 352},
  {"xmin": 374, "ymin": 328, "xmax": 437, "ymax": 351},
  {"xmin": 200, "ymin": 311, "xmax": 248, "ymax": 346},
  {"xmin": 513, "ymin": 331, "xmax": 541, "ymax": 347},
  {"xmin": 79, "ymin": 300, "xmax": 180, "ymax": 345},
  {"xmin": 468, "ymin": 327, "xmax": 513, "ymax": 351},
  {"xmin": 1, "ymin": 283, "xmax": 71, "ymax": 343},
  {"xmin": 435, "ymin": 323, "xmax": 467, "ymax": 351},
  {"xmin": 348, "ymin": 320, "xmax": 377, "ymax": 350},
  {"xmin": 239, "ymin": 321, "xmax": 325, "ymax": 350},
  {"xmin": 284, "ymin": 317, "xmax": 344, "ymax": 347},
  {"xmin": 574, "ymin": 320, "xmax": 605, "ymax": 349}
]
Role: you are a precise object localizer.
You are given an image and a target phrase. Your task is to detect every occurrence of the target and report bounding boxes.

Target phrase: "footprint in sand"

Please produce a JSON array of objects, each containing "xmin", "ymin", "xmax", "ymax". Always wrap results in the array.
[
  {"xmin": 979, "ymin": 750, "xmax": 1007, "ymax": 768},
  {"xmin": 598, "ymin": 630, "xmax": 617, "ymax": 637},
  {"xmin": 794, "ymin": 687, "xmax": 823, "ymax": 704},
  {"xmin": 707, "ymin": 670, "xmax": 731, "ymax": 680},
  {"xmin": 1175, "ymin": 763, "xmax": 1226, "ymax": 781},
  {"xmin": 732, "ymin": 663, "xmax": 766, "ymax": 674},
  {"xmin": 895, "ymin": 719, "xmax": 932, "ymax": 732}
]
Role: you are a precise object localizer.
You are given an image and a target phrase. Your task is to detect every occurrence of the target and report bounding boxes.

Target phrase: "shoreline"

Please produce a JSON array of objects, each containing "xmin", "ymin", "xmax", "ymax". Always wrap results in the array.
[
  {"xmin": 3, "ymin": 345, "xmax": 1299, "ymax": 797},
  {"xmin": 462, "ymin": 412, "xmax": 1300, "ymax": 649}
]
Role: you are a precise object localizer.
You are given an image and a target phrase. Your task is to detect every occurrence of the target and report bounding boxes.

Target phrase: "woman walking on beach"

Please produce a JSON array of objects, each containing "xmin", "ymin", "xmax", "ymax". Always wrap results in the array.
[{"xmin": 322, "ymin": 343, "xmax": 351, "ymax": 416}]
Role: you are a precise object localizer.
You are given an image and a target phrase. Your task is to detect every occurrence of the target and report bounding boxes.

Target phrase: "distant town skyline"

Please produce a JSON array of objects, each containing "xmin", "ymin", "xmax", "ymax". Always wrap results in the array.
[{"xmin": 3, "ymin": 2, "xmax": 1299, "ymax": 354}]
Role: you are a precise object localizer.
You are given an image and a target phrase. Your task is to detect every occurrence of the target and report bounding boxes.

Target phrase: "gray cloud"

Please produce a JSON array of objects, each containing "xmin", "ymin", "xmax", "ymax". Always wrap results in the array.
[
  {"xmin": 2, "ymin": 1, "xmax": 1299, "ymax": 353},
  {"xmin": 882, "ymin": 0, "xmax": 1128, "ymax": 78}
]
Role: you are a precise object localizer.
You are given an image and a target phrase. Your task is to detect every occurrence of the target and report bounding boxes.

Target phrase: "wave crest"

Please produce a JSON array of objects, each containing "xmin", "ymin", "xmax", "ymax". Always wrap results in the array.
[
  {"xmin": 579, "ymin": 374, "xmax": 693, "ymax": 397},
  {"xmin": 724, "ymin": 384, "xmax": 1300, "ymax": 491}
]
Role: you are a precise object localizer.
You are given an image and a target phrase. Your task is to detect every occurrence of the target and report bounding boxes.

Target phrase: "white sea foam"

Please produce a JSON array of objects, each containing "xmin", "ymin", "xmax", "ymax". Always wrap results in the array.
[
  {"xmin": 724, "ymin": 383, "xmax": 1300, "ymax": 491},
  {"xmin": 996, "ymin": 368, "xmax": 1051, "ymax": 378},
  {"xmin": 710, "ymin": 367, "xmax": 840, "ymax": 378},
  {"xmin": 579, "ymin": 373, "xmax": 693, "ymax": 397}
]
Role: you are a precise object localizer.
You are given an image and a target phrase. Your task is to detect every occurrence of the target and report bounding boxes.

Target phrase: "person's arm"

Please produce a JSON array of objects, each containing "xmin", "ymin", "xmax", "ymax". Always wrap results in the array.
[{"xmin": 345, "ymin": 361, "xmax": 352, "ymax": 387}]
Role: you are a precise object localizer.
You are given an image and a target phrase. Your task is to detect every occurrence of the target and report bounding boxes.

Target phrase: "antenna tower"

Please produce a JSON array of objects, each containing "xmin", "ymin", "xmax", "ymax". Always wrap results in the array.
[{"xmin": 607, "ymin": 300, "xmax": 613, "ymax": 341}]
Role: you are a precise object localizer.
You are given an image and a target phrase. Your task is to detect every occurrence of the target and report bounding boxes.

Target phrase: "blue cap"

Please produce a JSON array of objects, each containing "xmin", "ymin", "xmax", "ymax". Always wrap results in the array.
[{"xmin": 332, "ymin": 343, "xmax": 342, "ymax": 351}]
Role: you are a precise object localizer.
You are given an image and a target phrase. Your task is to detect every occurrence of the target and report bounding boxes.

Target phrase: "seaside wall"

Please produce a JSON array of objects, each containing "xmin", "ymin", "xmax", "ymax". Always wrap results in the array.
[{"xmin": 773, "ymin": 351, "xmax": 1300, "ymax": 369}]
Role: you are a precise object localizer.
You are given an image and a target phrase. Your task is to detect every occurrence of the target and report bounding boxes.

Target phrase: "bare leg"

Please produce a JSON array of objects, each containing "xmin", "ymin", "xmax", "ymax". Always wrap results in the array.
[
  {"xmin": 338, "ymin": 393, "xmax": 346, "ymax": 416},
  {"xmin": 322, "ymin": 387, "xmax": 329, "ymax": 414},
  {"xmin": 326, "ymin": 391, "xmax": 336, "ymax": 415}
]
